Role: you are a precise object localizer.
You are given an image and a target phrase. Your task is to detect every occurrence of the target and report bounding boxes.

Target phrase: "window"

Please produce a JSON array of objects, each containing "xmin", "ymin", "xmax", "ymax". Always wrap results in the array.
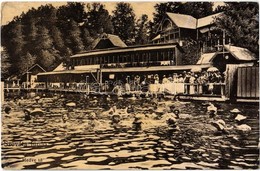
[{"xmin": 175, "ymin": 33, "xmax": 179, "ymax": 39}]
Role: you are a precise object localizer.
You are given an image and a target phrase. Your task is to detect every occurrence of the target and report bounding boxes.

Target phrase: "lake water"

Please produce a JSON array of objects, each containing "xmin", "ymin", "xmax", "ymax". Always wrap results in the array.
[{"xmin": 2, "ymin": 94, "xmax": 259, "ymax": 169}]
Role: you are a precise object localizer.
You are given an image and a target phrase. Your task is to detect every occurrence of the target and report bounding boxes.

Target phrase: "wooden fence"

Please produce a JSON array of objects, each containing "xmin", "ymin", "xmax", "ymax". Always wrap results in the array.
[
  {"xmin": 225, "ymin": 64, "xmax": 256, "ymax": 100},
  {"xmin": 237, "ymin": 66, "xmax": 259, "ymax": 99}
]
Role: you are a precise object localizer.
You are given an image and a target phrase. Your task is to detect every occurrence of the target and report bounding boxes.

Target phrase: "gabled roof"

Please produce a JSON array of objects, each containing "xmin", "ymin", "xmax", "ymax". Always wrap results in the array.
[
  {"xmin": 224, "ymin": 45, "xmax": 257, "ymax": 61},
  {"xmin": 20, "ymin": 64, "xmax": 46, "ymax": 76},
  {"xmin": 166, "ymin": 12, "xmax": 197, "ymax": 29},
  {"xmin": 28, "ymin": 63, "xmax": 46, "ymax": 72},
  {"xmin": 197, "ymin": 45, "xmax": 257, "ymax": 65},
  {"xmin": 197, "ymin": 13, "xmax": 222, "ymax": 28},
  {"xmin": 6, "ymin": 75, "xmax": 19, "ymax": 81},
  {"xmin": 196, "ymin": 52, "xmax": 216, "ymax": 64},
  {"xmin": 106, "ymin": 34, "xmax": 127, "ymax": 47},
  {"xmin": 92, "ymin": 33, "xmax": 127, "ymax": 49},
  {"xmin": 53, "ymin": 63, "xmax": 66, "ymax": 71},
  {"xmin": 164, "ymin": 12, "xmax": 222, "ymax": 30},
  {"xmin": 152, "ymin": 34, "xmax": 161, "ymax": 41}
]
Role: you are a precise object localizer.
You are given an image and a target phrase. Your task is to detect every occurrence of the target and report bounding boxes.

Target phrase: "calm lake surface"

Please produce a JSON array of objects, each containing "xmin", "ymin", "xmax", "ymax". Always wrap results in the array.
[{"xmin": 2, "ymin": 94, "xmax": 259, "ymax": 169}]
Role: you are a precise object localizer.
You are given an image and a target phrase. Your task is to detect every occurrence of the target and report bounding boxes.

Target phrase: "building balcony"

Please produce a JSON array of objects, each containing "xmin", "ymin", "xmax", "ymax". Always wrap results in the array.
[{"xmin": 100, "ymin": 61, "xmax": 176, "ymax": 69}]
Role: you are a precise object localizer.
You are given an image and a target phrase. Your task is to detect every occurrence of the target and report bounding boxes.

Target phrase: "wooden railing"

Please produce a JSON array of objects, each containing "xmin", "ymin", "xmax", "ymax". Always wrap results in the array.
[{"xmin": 3, "ymin": 81, "xmax": 226, "ymax": 97}]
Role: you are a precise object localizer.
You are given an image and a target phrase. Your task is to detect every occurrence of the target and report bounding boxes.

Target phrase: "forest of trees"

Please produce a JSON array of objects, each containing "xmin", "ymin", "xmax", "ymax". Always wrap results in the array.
[{"xmin": 1, "ymin": 2, "xmax": 259, "ymax": 79}]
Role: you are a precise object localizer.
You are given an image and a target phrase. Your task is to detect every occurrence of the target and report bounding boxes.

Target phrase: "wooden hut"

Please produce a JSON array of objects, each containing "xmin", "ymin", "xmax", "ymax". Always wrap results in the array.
[
  {"xmin": 197, "ymin": 45, "xmax": 257, "ymax": 72},
  {"xmin": 20, "ymin": 64, "xmax": 46, "ymax": 88}
]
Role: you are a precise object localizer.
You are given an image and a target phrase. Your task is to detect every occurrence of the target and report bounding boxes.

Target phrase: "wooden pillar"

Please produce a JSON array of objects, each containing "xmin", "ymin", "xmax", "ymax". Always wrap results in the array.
[
  {"xmin": 1, "ymin": 82, "xmax": 4, "ymax": 103},
  {"xmin": 26, "ymin": 71, "xmax": 29, "ymax": 90},
  {"xmin": 175, "ymin": 48, "xmax": 178, "ymax": 66},
  {"xmin": 99, "ymin": 69, "xmax": 102, "ymax": 85}
]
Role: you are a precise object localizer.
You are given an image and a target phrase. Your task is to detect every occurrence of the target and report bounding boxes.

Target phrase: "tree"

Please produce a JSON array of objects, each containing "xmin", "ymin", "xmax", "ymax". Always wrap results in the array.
[
  {"xmin": 214, "ymin": 5, "xmax": 226, "ymax": 13},
  {"xmin": 35, "ymin": 26, "xmax": 54, "ymax": 51},
  {"xmin": 9, "ymin": 21, "xmax": 25, "ymax": 58},
  {"xmin": 18, "ymin": 52, "xmax": 36, "ymax": 74},
  {"xmin": 7, "ymin": 20, "xmax": 26, "ymax": 74},
  {"xmin": 82, "ymin": 28, "xmax": 94, "ymax": 50},
  {"xmin": 50, "ymin": 25, "xmax": 66, "ymax": 53},
  {"xmin": 57, "ymin": 2, "xmax": 87, "ymax": 23},
  {"xmin": 24, "ymin": 18, "xmax": 38, "ymax": 55},
  {"xmin": 62, "ymin": 47, "xmax": 73, "ymax": 70},
  {"xmin": 38, "ymin": 50, "xmax": 56, "ymax": 69},
  {"xmin": 135, "ymin": 14, "xmax": 149, "ymax": 45},
  {"xmin": 35, "ymin": 4, "xmax": 58, "ymax": 28},
  {"xmin": 153, "ymin": 2, "xmax": 183, "ymax": 28},
  {"xmin": 215, "ymin": 2, "xmax": 259, "ymax": 56},
  {"xmin": 112, "ymin": 2, "xmax": 136, "ymax": 44},
  {"xmin": 65, "ymin": 19, "xmax": 85, "ymax": 53},
  {"xmin": 33, "ymin": 26, "xmax": 59, "ymax": 70},
  {"xmin": 1, "ymin": 47, "xmax": 11, "ymax": 79},
  {"xmin": 184, "ymin": 2, "xmax": 213, "ymax": 18},
  {"xmin": 181, "ymin": 39, "xmax": 201, "ymax": 65},
  {"xmin": 57, "ymin": 2, "xmax": 88, "ymax": 45},
  {"xmin": 85, "ymin": 3, "xmax": 114, "ymax": 36},
  {"xmin": 146, "ymin": 21, "xmax": 157, "ymax": 42}
]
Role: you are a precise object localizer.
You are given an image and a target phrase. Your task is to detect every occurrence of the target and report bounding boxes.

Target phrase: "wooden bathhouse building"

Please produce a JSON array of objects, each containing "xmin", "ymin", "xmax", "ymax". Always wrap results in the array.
[
  {"xmin": 151, "ymin": 12, "xmax": 222, "ymax": 47},
  {"xmin": 37, "ymin": 12, "xmax": 257, "ymax": 87},
  {"xmin": 37, "ymin": 38, "xmax": 199, "ymax": 84}
]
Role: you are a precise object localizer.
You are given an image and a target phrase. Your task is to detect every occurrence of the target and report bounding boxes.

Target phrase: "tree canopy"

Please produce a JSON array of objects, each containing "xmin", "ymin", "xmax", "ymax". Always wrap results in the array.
[
  {"xmin": 215, "ymin": 2, "xmax": 259, "ymax": 56},
  {"xmin": 85, "ymin": 3, "xmax": 114, "ymax": 36},
  {"xmin": 1, "ymin": 2, "xmax": 258, "ymax": 79},
  {"xmin": 112, "ymin": 2, "xmax": 136, "ymax": 44}
]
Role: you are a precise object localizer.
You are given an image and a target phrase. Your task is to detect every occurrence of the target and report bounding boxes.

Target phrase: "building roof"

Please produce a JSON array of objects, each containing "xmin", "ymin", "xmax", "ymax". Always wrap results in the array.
[
  {"xmin": 28, "ymin": 64, "xmax": 46, "ymax": 72},
  {"xmin": 164, "ymin": 12, "xmax": 222, "ymax": 30},
  {"xmin": 53, "ymin": 63, "xmax": 66, "ymax": 72},
  {"xmin": 197, "ymin": 13, "xmax": 222, "ymax": 28},
  {"xmin": 152, "ymin": 34, "xmax": 161, "ymax": 41},
  {"xmin": 197, "ymin": 45, "xmax": 257, "ymax": 65},
  {"xmin": 20, "ymin": 64, "xmax": 46, "ymax": 76},
  {"xmin": 37, "ymin": 70, "xmax": 92, "ymax": 76},
  {"xmin": 92, "ymin": 33, "xmax": 127, "ymax": 49},
  {"xmin": 166, "ymin": 12, "xmax": 197, "ymax": 29},
  {"xmin": 196, "ymin": 52, "xmax": 216, "ymax": 64},
  {"xmin": 71, "ymin": 43, "xmax": 183, "ymax": 58},
  {"xmin": 224, "ymin": 45, "xmax": 257, "ymax": 61}
]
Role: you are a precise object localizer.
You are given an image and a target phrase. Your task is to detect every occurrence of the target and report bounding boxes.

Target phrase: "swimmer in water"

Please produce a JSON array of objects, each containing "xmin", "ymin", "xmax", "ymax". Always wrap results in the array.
[
  {"xmin": 132, "ymin": 116, "xmax": 142, "ymax": 131},
  {"xmin": 24, "ymin": 109, "xmax": 31, "ymax": 121},
  {"xmin": 62, "ymin": 113, "xmax": 69, "ymax": 123}
]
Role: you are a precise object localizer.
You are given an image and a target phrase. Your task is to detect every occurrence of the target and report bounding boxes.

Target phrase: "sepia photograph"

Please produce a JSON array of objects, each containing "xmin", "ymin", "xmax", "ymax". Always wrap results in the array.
[{"xmin": 1, "ymin": 1, "xmax": 259, "ymax": 170}]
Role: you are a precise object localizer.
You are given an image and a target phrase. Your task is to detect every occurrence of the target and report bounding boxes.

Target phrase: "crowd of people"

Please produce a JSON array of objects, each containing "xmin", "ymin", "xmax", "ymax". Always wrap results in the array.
[
  {"xmin": 111, "ymin": 70, "xmax": 225, "ymax": 95},
  {"xmin": 40, "ymin": 69, "xmax": 225, "ymax": 96}
]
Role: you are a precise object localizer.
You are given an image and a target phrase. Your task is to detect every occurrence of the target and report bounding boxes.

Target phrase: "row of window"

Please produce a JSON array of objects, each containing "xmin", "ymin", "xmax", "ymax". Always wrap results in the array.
[{"xmin": 71, "ymin": 49, "xmax": 176, "ymax": 66}]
